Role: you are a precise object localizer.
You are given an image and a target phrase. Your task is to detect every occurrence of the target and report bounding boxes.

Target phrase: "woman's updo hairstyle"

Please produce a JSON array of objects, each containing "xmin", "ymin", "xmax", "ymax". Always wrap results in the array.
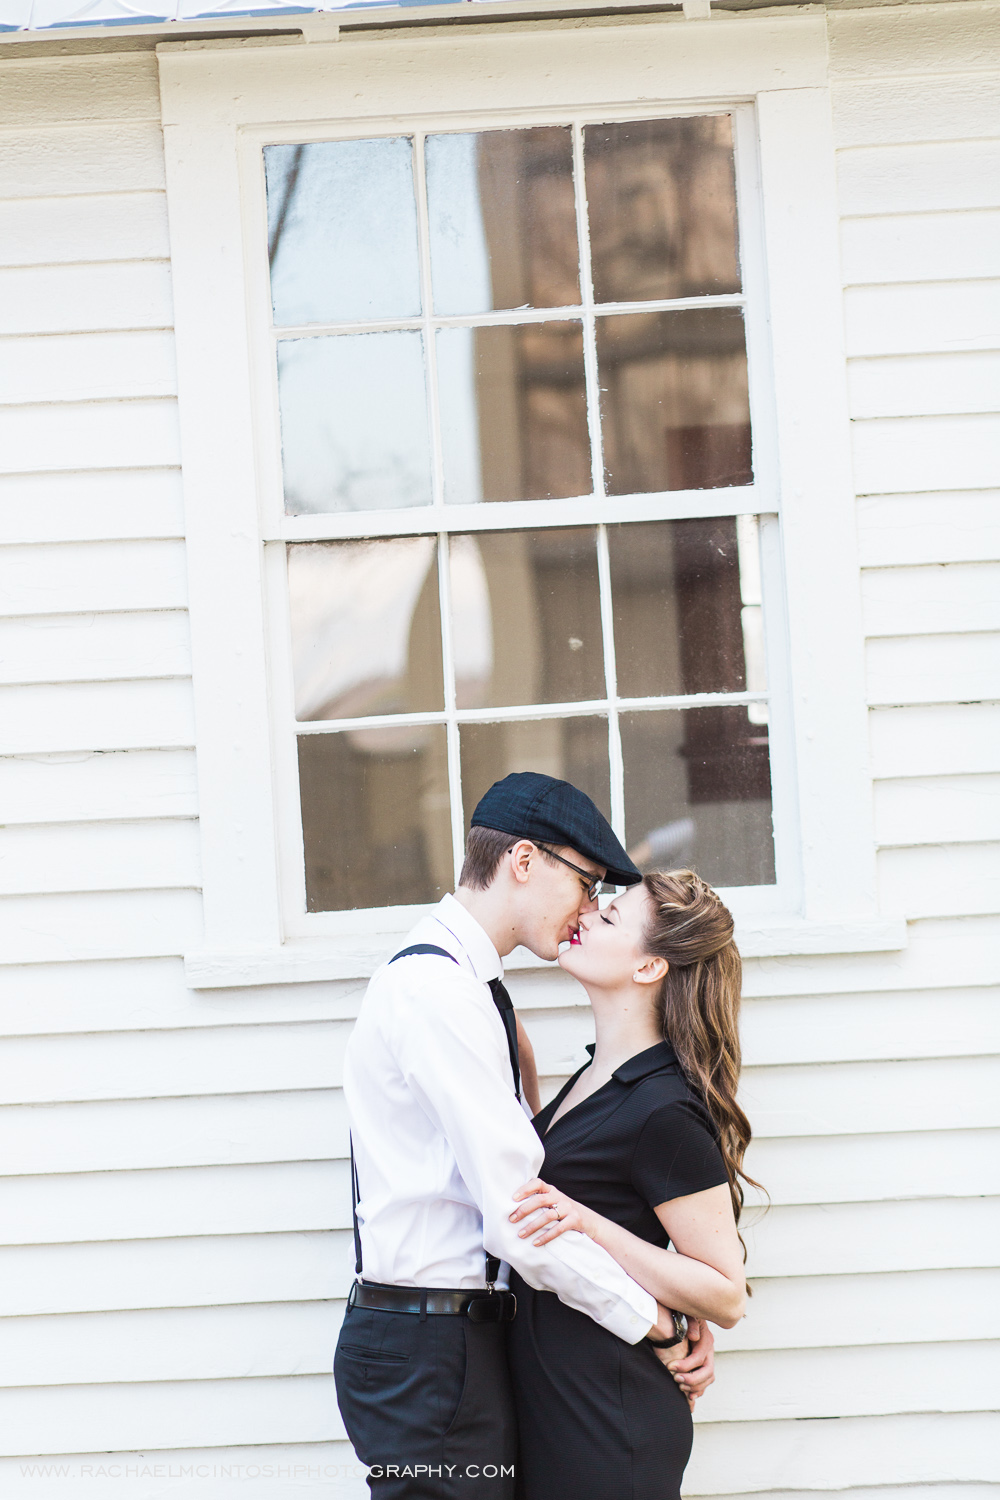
[{"xmin": 642, "ymin": 870, "xmax": 761, "ymax": 1260}]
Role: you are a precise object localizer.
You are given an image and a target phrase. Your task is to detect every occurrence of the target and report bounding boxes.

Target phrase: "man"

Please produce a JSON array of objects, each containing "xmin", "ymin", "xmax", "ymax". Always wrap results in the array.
[{"xmin": 335, "ymin": 773, "xmax": 714, "ymax": 1497}]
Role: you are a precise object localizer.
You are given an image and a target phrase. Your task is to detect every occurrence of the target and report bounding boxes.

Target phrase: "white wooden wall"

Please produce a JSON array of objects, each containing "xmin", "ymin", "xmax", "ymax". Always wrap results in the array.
[{"xmin": 0, "ymin": 7, "xmax": 997, "ymax": 1496}]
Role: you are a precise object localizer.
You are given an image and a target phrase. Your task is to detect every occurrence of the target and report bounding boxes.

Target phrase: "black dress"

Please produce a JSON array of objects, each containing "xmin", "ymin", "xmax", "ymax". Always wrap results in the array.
[{"xmin": 507, "ymin": 1041, "xmax": 728, "ymax": 1500}]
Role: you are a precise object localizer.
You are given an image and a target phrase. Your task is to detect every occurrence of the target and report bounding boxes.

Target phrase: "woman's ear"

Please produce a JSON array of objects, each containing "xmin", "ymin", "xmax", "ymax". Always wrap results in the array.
[{"xmin": 632, "ymin": 956, "xmax": 668, "ymax": 986}]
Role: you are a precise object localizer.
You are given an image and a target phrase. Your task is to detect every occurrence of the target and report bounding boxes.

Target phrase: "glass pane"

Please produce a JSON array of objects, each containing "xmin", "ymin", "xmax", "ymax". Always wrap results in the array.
[
  {"xmin": 597, "ymin": 308, "xmax": 751, "ymax": 495},
  {"xmin": 298, "ymin": 726, "xmax": 452, "ymax": 911},
  {"xmin": 449, "ymin": 529, "xmax": 603, "ymax": 709},
  {"xmin": 608, "ymin": 516, "xmax": 766, "ymax": 699},
  {"xmin": 438, "ymin": 322, "xmax": 590, "ymax": 504},
  {"xmin": 277, "ymin": 333, "xmax": 432, "ymax": 515},
  {"xmin": 460, "ymin": 717, "xmax": 611, "ymax": 831},
  {"xmin": 585, "ymin": 115, "xmax": 740, "ymax": 304},
  {"xmin": 426, "ymin": 127, "xmax": 580, "ymax": 315},
  {"xmin": 621, "ymin": 707, "xmax": 774, "ymax": 888},
  {"xmin": 288, "ymin": 538, "xmax": 443, "ymax": 721},
  {"xmin": 265, "ymin": 139, "xmax": 421, "ymax": 326}
]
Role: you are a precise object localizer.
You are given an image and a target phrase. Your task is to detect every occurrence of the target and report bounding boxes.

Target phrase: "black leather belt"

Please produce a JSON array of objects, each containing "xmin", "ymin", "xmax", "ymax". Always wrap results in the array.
[{"xmin": 349, "ymin": 1280, "xmax": 516, "ymax": 1323}]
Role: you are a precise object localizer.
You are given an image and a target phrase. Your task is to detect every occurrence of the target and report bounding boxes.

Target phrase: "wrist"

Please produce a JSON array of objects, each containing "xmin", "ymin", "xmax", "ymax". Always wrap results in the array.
[{"xmin": 647, "ymin": 1310, "xmax": 688, "ymax": 1348}]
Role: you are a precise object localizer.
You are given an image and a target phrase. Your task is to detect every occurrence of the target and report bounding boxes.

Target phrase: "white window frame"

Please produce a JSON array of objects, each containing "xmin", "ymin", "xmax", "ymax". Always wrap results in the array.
[{"xmin": 157, "ymin": 12, "xmax": 906, "ymax": 988}]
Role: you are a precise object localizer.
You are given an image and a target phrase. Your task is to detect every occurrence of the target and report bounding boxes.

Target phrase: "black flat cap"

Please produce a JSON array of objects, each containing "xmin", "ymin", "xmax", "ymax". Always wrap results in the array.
[{"xmin": 471, "ymin": 772, "xmax": 641, "ymax": 888}]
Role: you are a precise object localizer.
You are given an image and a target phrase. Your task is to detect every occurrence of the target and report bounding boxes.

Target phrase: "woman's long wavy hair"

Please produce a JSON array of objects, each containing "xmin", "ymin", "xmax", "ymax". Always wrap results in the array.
[{"xmin": 642, "ymin": 869, "xmax": 762, "ymax": 1267}]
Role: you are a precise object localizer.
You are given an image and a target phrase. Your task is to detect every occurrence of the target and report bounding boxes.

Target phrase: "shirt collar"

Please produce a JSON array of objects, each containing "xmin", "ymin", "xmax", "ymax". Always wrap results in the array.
[
  {"xmin": 611, "ymin": 1040, "xmax": 679, "ymax": 1084},
  {"xmin": 431, "ymin": 893, "xmax": 503, "ymax": 984}
]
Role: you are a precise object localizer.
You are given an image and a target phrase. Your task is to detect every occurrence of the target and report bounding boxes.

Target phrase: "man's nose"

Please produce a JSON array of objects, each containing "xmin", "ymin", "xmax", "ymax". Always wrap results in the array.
[{"xmin": 579, "ymin": 892, "xmax": 600, "ymax": 916}]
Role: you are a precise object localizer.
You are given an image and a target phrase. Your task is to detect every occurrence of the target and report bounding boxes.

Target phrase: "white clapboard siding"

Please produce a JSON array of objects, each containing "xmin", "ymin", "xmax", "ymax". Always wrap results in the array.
[
  {"xmin": 0, "ymin": 1089, "xmax": 347, "ymax": 1176},
  {"xmin": 857, "ymin": 491, "xmax": 1000, "ymax": 567},
  {"xmin": 861, "ymin": 562, "xmax": 1000, "ymax": 637},
  {"xmin": 0, "ymin": 54, "xmax": 161, "ymax": 127},
  {"xmin": 866, "ymin": 631, "xmax": 1000, "ymax": 707},
  {"xmin": 741, "ymin": 987, "xmax": 1000, "ymax": 1066},
  {"xmin": 0, "ymin": 331, "xmax": 178, "ymax": 404},
  {"xmin": 0, "ymin": 888, "xmax": 203, "ymax": 966},
  {"xmin": 840, "ymin": 210, "xmax": 1000, "ymax": 286},
  {"xmin": 0, "ymin": 123, "xmax": 166, "ymax": 199},
  {"xmin": 844, "ymin": 282, "xmax": 1000, "ymax": 359},
  {"xmin": 848, "ymin": 352, "xmax": 1000, "ymax": 419},
  {"xmin": 879, "ymin": 841, "xmax": 1000, "ymax": 919},
  {"xmin": 0, "ymin": 192, "xmax": 170, "ymax": 269},
  {"xmin": 0, "ymin": 540, "xmax": 187, "ymax": 616},
  {"xmin": 870, "ymin": 703, "xmax": 1000, "ymax": 778},
  {"xmin": 0, "ymin": 611, "xmax": 191, "ymax": 686},
  {"xmin": 852, "ymin": 414, "xmax": 1000, "ymax": 496},
  {"xmin": 0, "ymin": 400, "xmax": 180, "ymax": 474},
  {"xmin": 828, "ymin": 5, "xmax": 1000, "ymax": 80},
  {"xmin": 0, "ymin": 818, "xmax": 200, "ymax": 898},
  {"xmin": 0, "ymin": 750, "xmax": 198, "ymax": 826},
  {"xmin": 836, "ymin": 140, "xmax": 1000, "ymax": 216},
  {"xmin": 0, "ymin": 680, "xmax": 195, "ymax": 756},
  {"xmin": 0, "ymin": 470, "xmax": 184, "ymax": 545},
  {"xmin": 0, "ymin": 262, "xmax": 173, "ymax": 336},
  {"xmin": 832, "ymin": 72, "xmax": 1000, "ymax": 148},
  {"xmin": 745, "ymin": 1127, "xmax": 1000, "ymax": 1206},
  {"xmin": 874, "ymin": 774, "xmax": 1000, "ymax": 847}
]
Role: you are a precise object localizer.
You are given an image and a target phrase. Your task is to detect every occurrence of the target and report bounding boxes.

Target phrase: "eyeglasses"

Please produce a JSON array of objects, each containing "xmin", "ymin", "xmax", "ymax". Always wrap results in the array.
[{"xmin": 524, "ymin": 842, "xmax": 611, "ymax": 902}]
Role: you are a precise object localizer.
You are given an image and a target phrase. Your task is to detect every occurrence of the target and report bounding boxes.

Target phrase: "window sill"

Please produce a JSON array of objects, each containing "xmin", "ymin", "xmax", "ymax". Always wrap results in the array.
[{"xmin": 184, "ymin": 916, "xmax": 908, "ymax": 989}]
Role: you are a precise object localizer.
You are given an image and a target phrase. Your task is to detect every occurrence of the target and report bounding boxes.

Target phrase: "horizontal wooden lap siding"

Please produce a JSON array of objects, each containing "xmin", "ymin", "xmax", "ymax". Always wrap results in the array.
[
  {"xmin": 0, "ymin": 469, "xmax": 185, "ymax": 545},
  {"xmin": 849, "ymin": 351, "xmax": 1000, "ymax": 419},
  {"xmin": 0, "ymin": 611, "xmax": 191, "ymax": 687}
]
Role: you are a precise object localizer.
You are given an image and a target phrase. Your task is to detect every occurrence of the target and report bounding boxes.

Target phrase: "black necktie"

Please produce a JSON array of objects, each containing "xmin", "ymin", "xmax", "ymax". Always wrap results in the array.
[{"xmin": 488, "ymin": 977, "xmax": 522, "ymax": 1102}]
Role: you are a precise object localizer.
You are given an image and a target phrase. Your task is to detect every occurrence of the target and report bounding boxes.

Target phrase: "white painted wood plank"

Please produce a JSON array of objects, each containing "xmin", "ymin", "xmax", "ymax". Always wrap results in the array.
[
  {"xmin": 853, "ymin": 415, "xmax": 1000, "ymax": 496},
  {"xmin": 874, "ymin": 774, "xmax": 1000, "ymax": 846},
  {"xmin": 861, "ymin": 562, "xmax": 1000, "ymax": 637},
  {"xmin": 848, "ymin": 352, "xmax": 1000, "ymax": 419},
  {"xmin": 837, "ymin": 141, "xmax": 1000, "ymax": 217},
  {"xmin": 879, "ymin": 841, "xmax": 1000, "ymax": 919},
  {"xmin": 0, "ymin": 749, "xmax": 198, "ymax": 826},
  {"xmin": 0, "ymin": 468, "xmax": 184, "ymax": 545},
  {"xmin": 0, "ymin": 1160, "xmax": 350, "ymax": 1244},
  {"xmin": 857, "ymin": 491, "xmax": 1000, "ymax": 567},
  {"xmin": 0, "ymin": 399, "xmax": 180, "ymax": 474},
  {"xmin": 828, "ymin": 5, "xmax": 1000, "ymax": 81},
  {"xmin": 740, "ymin": 1055, "xmax": 1000, "ymax": 1140},
  {"xmin": 0, "ymin": 1018, "xmax": 343, "ymax": 1104},
  {"xmin": 0, "ymin": 331, "xmax": 177, "ymax": 404},
  {"xmin": 0, "ymin": 818, "xmax": 200, "ymax": 899},
  {"xmin": 0, "ymin": 540, "xmax": 187, "ymax": 617},
  {"xmin": 0, "ymin": 1372, "xmax": 344, "ymax": 1458},
  {"xmin": 746, "ymin": 1127, "xmax": 1000, "ymax": 1208},
  {"xmin": 866, "ymin": 631, "xmax": 1000, "ymax": 706},
  {"xmin": 0, "ymin": 262, "xmax": 173, "ymax": 336},
  {"xmin": 0, "ymin": 54, "xmax": 160, "ymax": 127},
  {"xmin": 688, "ymin": 1410, "xmax": 1000, "ymax": 1495},
  {"xmin": 744, "ymin": 1195, "xmax": 1000, "ymax": 1279},
  {"xmin": 841, "ymin": 211, "xmax": 1000, "ymax": 288},
  {"xmin": 870, "ymin": 703, "xmax": 1000, "ymax": 778},
  {"xmin": 0, "ymin": 1442, "xmax": 367, "ymax": 1497},
  {"xmin": 0, "ymin": 887, "xmax": 203, "ymax": 965},
  {"xmin": 833, "ymin": 72, "xmax": 1000, "ymax": 148},
  {"xmin": 844, "ymin": 283, "xmax": 1000, "ymax": 359},
  {"xmin": 0, "ymin": 192, "xmax": 169, "ymax": 269},
  {"xmin": 0, "ymin": 679, "xmax": 194, "ymax": 755},
  {"xmin": 0, "ymin": 611, "xmax": 190, "ymax": 685},
  {"xmin": 701, "ymin": 1340, "xmax": 1000, "ymax": 1424},
  {"xmin": 0, "ymin": 1231, "xmax": 349, "ymax": 1317},
  {"xmin": 0, "ymin": 124, "xmax": 165, "ymax": 200},
  {"xmin": 0, "ymin": 1089, "xmax": 346, "ymax": 1175}
]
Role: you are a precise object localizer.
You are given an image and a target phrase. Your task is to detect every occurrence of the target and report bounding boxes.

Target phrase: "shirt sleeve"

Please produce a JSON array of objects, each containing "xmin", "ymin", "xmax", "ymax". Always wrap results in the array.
[
  {"xmin": 388, "ymin": 961, "xmax": 657, "ymax": 1345},
  {"xmin": 631, "ymin": 1099, "xmax": 729, "ymax": 1208}
]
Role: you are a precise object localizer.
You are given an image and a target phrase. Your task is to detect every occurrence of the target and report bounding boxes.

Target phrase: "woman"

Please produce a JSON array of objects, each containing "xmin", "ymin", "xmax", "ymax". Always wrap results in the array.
[{"xmin": 506, "ymin": 870, "xmax": 756, "ymax": 1500}]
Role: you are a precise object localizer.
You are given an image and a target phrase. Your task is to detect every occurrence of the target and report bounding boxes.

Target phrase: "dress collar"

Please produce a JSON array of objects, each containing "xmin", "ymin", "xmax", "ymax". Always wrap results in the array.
[
  {"xmin": 610, "ymin": 1039, "xmax": 679, "ymax": 1084},
  {"xmin": 431, "ymin": 893, "xmax": 504, "ymax": 984}
]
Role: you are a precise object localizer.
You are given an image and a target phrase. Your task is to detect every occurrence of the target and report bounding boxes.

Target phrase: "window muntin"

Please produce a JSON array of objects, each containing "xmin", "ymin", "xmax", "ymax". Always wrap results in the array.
[{"xmin": 265, "ymin": 110, "xmax": 778, "ymax": 918}]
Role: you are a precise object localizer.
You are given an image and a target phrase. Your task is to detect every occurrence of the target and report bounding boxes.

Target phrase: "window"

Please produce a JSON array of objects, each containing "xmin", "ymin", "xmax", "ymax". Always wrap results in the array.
[{"xmin": 263, "ymin": 116, "xmax": 781, "ymax": 919}]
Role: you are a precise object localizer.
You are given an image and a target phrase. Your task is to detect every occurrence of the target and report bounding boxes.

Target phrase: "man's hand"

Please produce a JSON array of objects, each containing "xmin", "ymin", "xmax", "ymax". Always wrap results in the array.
[{"xmin": 665, "ymin": 1318, "xmax": 715, "ymax": 1411}]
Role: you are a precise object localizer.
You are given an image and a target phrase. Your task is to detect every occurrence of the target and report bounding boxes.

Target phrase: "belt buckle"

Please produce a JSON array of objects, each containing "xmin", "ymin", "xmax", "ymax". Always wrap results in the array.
[{"xmin": 466, "ymin": 1293, "xmax": 502, "ymax": 1324}]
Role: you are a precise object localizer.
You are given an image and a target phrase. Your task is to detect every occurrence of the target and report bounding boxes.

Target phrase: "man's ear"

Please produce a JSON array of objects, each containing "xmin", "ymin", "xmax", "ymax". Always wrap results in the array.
[
  {"xmin": 633, "ymin": 956, "xmax": 668, "ymax": 986},
  {"xmin": 509, "ymin": 839, "xmax": 535, "ymax": 886}
]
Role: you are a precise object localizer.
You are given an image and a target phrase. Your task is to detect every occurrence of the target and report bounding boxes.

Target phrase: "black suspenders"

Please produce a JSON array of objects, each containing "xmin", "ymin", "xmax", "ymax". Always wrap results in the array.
[{"xmin": 350, "ymin": 943, "xmax": 520, "ymax": 1288}]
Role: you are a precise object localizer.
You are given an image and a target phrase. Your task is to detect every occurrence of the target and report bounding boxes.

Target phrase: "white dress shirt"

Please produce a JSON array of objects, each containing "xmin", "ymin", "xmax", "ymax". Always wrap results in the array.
[{"xmin": 343, "ymin": 893, "xmax": 657, "ymax": 1345}]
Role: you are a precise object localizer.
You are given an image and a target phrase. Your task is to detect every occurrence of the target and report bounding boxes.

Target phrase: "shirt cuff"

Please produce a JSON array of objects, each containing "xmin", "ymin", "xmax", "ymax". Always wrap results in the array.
[{"xmin": 595, "ymin": 1288, "xmax": 658, "ymax": 1346}]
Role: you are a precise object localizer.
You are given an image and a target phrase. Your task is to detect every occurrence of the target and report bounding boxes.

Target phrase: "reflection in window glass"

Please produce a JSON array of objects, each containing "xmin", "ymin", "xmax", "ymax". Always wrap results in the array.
[
  {"xmin": 585, "ymin": 116, "xmax": 741, "ymax": 305},
  {"xmin": 449, "ymin": 529, "xmax": 603, "ymax": 709},
  {"xmin": 298, "ymin": 726, "xmax": 452, "ymax": 911},
  {"xmin": 438, "ymin": 323, "xmax": 590, "ymax": 505},
  {"xmin": 426, "ymin": 127, "xmax": 580, "ymax": 316},
  {"xmin": 608, "ymin": 516, "xmax": 765, "ymax": 699},
  {"xmin": 288, "ymin": 538, "xmax": 442, "ymax": 722},
  {"xmin": 621, "ymin": 706, "xmax": 774, "ymax": 888},
  {"xmin": 265, "ymin": 139, "xmax": 421, "ymax": 327},
  {"xmin": 460, "ymin": 716, "xmax": 611, "ymax": 832},
  {"xmin": 277, "ymin": 333, "xmax": 432, "ymax": 515},
  {"xmin": 598, "ymin": 308, "xmax": 751, "ymax": 495}
]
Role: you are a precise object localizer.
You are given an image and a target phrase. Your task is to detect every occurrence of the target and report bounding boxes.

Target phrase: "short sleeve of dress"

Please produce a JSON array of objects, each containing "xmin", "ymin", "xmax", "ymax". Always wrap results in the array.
[{"xmin": 631, "ymin": 1099, "xmax": 729, "ymax": 1208}]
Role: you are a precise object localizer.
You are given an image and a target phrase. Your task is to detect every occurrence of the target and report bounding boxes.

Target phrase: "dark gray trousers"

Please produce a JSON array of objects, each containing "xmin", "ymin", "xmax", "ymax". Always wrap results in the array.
[{"xmin": 334, "ymin": 1300, "xmax": 517, "ymax": 1500}]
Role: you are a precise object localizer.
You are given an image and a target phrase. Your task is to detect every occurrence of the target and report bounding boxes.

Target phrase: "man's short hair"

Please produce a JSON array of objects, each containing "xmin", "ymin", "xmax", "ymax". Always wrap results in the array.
[{"xmin": 458, "ymin": 826, "xmax": 513, "ymax": 891}]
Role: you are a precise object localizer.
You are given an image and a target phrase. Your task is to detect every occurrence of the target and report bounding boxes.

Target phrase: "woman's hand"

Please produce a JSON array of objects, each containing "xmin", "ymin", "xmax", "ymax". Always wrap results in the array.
[
  {"xmin": 659, "ymin": 1317, "xmax": 715, "ymax": 1413},
  {"xmin": 510, "ymin": 1178, "xmax": 599, "ymax": 1246}
]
